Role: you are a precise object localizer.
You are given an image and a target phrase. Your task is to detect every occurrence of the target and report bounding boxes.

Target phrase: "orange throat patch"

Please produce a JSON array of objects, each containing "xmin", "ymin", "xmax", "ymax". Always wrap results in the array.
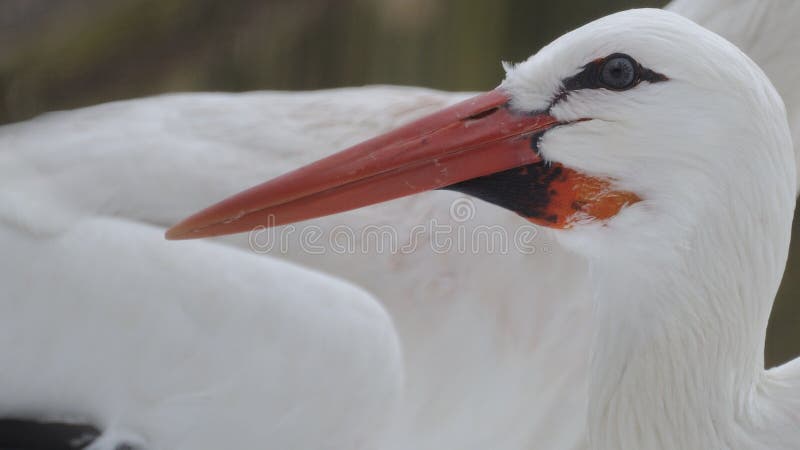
[
  {"xmin": 527, "ymin": 164, "xmax": 640, "ymax": 228},
  {"xmin": 444, "ymin": 161, "xmax": 640, "ymax": 229}
]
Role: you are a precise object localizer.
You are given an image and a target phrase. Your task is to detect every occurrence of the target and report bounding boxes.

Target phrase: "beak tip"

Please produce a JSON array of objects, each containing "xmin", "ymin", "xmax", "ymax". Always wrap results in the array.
[
  {"xmin": 164, "ymin": 226, "xmax": 186, "ymax": 240},
  {"xmin": 165, "ymin": 219, "xmax": 200, "ymax": 240}
]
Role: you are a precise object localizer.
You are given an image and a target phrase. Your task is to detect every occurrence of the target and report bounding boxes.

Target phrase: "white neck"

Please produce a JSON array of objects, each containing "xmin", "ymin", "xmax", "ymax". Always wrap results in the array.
[{"xmin": 581, "ymin": 165, "xmax": 798, "ymax": 449}]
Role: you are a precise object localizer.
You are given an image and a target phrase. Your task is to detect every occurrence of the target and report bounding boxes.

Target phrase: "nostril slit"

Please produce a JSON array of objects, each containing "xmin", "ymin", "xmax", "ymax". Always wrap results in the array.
[{"xmin": 463, "ymin": 107, "xmax": 499, "ymax": 121}]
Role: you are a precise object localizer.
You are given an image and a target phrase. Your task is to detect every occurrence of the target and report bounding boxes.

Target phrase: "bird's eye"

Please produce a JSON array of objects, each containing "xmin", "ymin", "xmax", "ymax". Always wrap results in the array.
[{"xmin": 599, "ymin": 55, "xmax": 637, "ymax": 90}]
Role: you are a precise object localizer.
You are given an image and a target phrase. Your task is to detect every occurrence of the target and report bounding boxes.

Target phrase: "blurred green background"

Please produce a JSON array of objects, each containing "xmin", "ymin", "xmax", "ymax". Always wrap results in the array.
[{"xmin": 1, "ymin": 0, "xmax": 797, "ymax": 367}]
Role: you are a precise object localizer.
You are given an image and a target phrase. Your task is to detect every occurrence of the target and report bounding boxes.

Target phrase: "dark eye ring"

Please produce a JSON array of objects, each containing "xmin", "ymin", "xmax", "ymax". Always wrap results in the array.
[{"xmin": 598, "ymin": 54, "xmax": 638, "ymax": 90}]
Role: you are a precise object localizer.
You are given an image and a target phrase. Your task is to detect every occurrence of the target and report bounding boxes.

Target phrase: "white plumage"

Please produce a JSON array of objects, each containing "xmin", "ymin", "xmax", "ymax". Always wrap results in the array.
[
  {"xmin": 1, "ymin": 2, "xmax": 799, "ymax": 450},
  {"xmin": 1, "ymin": 217, "xmax": 402, "ymax": 449}
]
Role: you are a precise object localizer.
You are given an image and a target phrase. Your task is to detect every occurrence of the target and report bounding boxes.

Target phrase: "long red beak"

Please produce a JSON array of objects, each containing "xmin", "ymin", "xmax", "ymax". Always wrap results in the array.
[{"xmin": 166, "ymin": 89, "xmax": 559, "ymax": 240}]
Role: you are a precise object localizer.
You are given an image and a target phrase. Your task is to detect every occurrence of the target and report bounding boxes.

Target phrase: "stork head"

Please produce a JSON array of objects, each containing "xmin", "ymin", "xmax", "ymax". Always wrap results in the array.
[{"xmin": 166, "ymin": 9, "xmax": 794, "ymax": 260}]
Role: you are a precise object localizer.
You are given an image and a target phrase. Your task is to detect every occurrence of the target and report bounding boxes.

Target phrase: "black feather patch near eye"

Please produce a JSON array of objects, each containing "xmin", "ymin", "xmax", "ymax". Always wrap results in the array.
[{"xmin": 552, "ymin": 53, "xmax": 667, "ymax": 107}]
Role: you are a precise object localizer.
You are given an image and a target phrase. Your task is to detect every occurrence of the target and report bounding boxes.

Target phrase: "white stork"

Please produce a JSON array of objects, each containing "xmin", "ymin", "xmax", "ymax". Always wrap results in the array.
[
  {"xmin": 1, "ymin": 2, "xmax": 799, "ymax": 450},
  {"xmin": 172, "ymin": 8, "xmax": 800, "ymax": 449}
]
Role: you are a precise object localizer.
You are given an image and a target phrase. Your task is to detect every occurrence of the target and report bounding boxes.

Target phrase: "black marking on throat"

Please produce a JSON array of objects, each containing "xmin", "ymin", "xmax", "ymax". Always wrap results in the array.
[
  {"xmin": 439, "ymin": 117, "xmax": 587, "ymax": 220},
  {"xmin": 442, "ymin": 161, "xmax": 565, "ymax": 221}
]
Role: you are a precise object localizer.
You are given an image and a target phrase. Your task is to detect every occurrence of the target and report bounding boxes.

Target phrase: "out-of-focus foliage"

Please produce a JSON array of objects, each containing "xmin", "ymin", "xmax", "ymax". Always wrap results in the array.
[
  {"xmin": 773, "ymin": 219, "xmax": 800, "ymax": 366},
  {"xmin": 1, "ymin": 0, "xmax": 797, "ymax": 366},
  {"xmin": 1, "ymin": 0, "xmax": 664, "ymax": 123}
]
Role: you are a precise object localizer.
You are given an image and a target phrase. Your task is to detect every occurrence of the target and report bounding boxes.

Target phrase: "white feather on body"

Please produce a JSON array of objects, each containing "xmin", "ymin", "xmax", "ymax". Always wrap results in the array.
[{"xmin": 0, "ymin": 214, "xmax": 403, "ymax": 449}]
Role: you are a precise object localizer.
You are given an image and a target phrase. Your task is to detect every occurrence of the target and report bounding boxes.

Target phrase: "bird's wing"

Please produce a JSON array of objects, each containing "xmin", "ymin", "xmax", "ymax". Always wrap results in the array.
[
  {"xmin": 0, "ymin": 212, "xmax": 402, "ymax": 447},
  {"xmin": 668, "ymin": 0, "xmax": 800, "ymax": 184}
]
